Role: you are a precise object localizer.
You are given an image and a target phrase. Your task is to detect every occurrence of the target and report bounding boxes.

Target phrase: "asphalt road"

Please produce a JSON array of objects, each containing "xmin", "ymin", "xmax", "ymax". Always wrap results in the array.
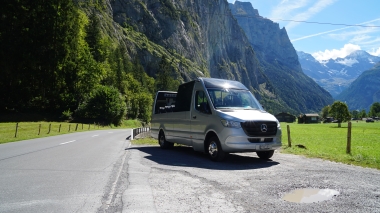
[
  {"xmin": 0, "ymin": 129, "xmax": 131, "ymax": 213},
  {"xmin": 1, "ymin": 132, "xmax": 380, "ymax": 213},
  {"xmin": 125, "ymin": 145, "xmax": 380, "ymax": 213}
]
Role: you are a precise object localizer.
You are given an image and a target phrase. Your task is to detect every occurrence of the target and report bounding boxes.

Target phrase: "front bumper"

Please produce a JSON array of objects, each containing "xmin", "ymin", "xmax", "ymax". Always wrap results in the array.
[{"xmin": 221, "ymin": 129, "xmax": 282, "ymax": 152}]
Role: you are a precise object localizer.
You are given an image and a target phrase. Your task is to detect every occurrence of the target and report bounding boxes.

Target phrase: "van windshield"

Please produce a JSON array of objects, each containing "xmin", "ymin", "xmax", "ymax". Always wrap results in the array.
[{"xmin": 207, "ymin": 88, "xmax": 263, "ymax": 110}]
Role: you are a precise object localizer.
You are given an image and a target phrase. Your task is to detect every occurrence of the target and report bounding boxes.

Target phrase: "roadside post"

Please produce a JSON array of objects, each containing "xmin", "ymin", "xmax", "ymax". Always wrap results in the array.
[
  {"xmin": 346, "ymin": 122, "xmax": 352, "ymax": 154},
  {"xmin": 287, "ymin": 125, "xmax": 291, "ymax": 147}
]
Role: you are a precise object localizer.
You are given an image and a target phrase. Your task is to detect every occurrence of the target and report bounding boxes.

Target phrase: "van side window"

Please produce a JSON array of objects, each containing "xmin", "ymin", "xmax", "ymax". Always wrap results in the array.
[
  {"xmin": 195, "ymin": 91, "xmax": 211, "ymax": 114},
  {"xmin": 175, "ymin": 81, "xmax": 195, "ymax": 112}
]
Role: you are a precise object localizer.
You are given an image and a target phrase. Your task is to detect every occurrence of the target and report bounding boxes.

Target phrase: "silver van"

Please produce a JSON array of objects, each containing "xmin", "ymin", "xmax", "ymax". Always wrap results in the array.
[{"xmin": 151, "ymin": 77, "xmax": 282, "ymax": 161}]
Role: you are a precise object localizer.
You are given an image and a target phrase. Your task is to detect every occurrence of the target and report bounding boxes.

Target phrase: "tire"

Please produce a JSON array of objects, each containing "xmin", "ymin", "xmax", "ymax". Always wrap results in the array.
[
  {"xmin": 158, "ymin": 132, "xmax": 174, "ymax": 149},
  {"xmin": 256, "ymin": 150, "xmax": 274, "ymax": 159},
  {"xmin": 207, "ymin": 136, "xmax": 226, "ymax": 161}
]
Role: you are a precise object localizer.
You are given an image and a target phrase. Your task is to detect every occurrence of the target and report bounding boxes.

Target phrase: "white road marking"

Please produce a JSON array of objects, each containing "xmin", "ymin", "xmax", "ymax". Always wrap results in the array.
[
  {"xmin": 92, "ymin": 135, "xmax": 99, "ymax": 137},
  {"xmin": 60, "ymin": 140, "xmax": 76, "ymax": 145}
]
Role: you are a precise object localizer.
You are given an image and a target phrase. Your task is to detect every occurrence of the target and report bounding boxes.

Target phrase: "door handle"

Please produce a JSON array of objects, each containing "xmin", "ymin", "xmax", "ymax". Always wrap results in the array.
[{"xmin": 192, "ymin": 115, "xmax": 197, "ymax": 119}]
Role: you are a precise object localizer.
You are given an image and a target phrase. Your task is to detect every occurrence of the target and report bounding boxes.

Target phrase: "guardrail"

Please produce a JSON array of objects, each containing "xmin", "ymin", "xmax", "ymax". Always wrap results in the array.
[{"xmin": 130, "ymin": 127, "xmax": 150, "ymax": 140}]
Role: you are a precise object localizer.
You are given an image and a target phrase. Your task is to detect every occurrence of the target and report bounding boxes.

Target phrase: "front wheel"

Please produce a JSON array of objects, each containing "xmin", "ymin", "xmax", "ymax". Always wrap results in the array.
[
  {"xmin": 207, "ymin": 136, "xmax": 226, "ymax": 161},
  {"xmin": 158, "ymin": 132, "xmax": 174, "ymax": 149},
  {"xmin": 256, "ymin": 150, "xmax": 274, "ymax": 159}
]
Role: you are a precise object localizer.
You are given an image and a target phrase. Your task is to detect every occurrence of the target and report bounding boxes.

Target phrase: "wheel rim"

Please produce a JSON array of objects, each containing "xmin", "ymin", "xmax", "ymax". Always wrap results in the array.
[{"xmin": 208, "ymin": 141, "xmax": 218, "ymax": 157}]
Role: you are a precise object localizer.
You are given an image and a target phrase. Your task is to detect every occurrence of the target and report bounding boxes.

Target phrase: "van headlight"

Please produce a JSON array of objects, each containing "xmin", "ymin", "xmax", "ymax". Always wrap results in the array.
[
  {"xmin": 276, "ymin": 119, "xmax": 281, "ymax": 128},
  {"xmin": 221, "ymin": 119, "xmax": 241, "ymax": 128}
]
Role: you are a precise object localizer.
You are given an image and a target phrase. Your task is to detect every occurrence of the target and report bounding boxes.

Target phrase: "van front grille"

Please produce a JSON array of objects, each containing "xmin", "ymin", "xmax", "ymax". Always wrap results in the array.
[{"xmin": 241, "ymin": 121, "xmax": 277, "ymax": 137}]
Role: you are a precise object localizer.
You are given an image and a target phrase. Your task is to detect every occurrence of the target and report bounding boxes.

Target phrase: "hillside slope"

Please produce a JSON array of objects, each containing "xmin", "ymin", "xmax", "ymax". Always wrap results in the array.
[
  {"xmin": 336, "ymin": 62, "xmax": 380, "ymax": 111},
  {"xmin": 87, "ymin": 0, "xmax": 333, "ymax": 114}
]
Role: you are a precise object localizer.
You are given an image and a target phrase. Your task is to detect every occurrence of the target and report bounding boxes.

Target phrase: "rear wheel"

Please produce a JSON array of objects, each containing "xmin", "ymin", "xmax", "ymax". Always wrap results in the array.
[
  {"xmin": 158, "ymin": 132, "xmax": 174, "ymax": 149},
  {"xmin": 207, "ymin": 136, "xmax": 226, "ymax": 161},
  {"xmin": 256, "ymin": 150, "xmax": 274, "ymax": 159}
]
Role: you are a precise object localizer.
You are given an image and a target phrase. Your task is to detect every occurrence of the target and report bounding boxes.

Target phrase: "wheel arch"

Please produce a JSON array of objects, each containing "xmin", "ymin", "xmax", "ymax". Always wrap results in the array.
[{"xmin": 204, "ymin": 131, "xmax": 218, "ymax": 153}]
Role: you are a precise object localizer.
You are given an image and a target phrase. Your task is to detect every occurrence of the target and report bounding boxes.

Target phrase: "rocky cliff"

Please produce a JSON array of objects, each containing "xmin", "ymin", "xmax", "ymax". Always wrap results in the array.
[
  {"xmin": 109, "ymin": 0, "xmax": 275, "ymax": 99},
  {"xmin": 86, "ymin": 0, "xmax": 334, "ymax": 114},
  {"xmin": 229, "ymin": 1, "xmax": 333, "ymax": 113}
]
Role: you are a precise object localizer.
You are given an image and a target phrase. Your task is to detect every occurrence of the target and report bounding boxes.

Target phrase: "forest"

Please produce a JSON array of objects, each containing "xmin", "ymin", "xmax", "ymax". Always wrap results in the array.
[{"xmin": 0, "ymin": 0, "xmax": 180, "ymax": 125}]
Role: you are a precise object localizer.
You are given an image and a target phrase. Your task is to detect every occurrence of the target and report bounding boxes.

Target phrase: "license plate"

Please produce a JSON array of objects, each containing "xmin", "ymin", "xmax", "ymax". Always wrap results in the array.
[{"xmin": 260, "ymin": 145, "xmax": 270, "ymax": 150}]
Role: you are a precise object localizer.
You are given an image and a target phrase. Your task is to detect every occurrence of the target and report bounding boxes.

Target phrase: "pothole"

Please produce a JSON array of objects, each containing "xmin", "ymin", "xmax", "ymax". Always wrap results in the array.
[{"xmin": 283, "ymin": 188, "xmax": 339, "ymax": 203}]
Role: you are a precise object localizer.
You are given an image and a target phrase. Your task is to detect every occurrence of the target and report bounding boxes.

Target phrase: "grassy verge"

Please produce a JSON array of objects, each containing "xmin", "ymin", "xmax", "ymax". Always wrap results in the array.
[
  {"xmin": 281, "ymin": 121, "xmax": 380, "ymax": 169},
  {"xmin": 131, "ymin": 136, "xmax": 158, "ymax": 146},
  {"xmin": 0, "ymin": 119, "xmax": 142, "ymax": 144}
]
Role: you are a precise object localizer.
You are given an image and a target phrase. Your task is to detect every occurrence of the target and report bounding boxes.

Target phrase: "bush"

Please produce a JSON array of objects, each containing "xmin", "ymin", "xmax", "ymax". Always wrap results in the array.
[{"xmin": 76, "ymin": 85, "xmax": 126, "ymax": 125}]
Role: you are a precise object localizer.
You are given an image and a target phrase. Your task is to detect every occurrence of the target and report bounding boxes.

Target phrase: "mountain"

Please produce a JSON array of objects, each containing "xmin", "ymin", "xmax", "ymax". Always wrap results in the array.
[
  {"xmin": 336, "ymin": 62, "xmax": 380, "ymax": 111},
  {"xmin": 229, "ymin": 1, "xmax": 333, "ymax": 113},
  {"xmin": 297, "ymin": 50, "xmax": 380, "ymax": 97},
  {"xmin": 83, "ymin": 0, "xmax": 335, "ymax": 114},
  {"xmin": 109, "ymin": 0, "xmax": 275, "ymax": 103}
]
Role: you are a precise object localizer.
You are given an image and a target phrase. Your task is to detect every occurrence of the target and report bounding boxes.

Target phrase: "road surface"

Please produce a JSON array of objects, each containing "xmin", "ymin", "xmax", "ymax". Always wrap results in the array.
[
  {"xmin": 1, "ymin": 131, "xmax": 379, "ymax": 212},
  {"xmin": 0, "ymin": 129, "xmax": 130, "ymax": 212}
]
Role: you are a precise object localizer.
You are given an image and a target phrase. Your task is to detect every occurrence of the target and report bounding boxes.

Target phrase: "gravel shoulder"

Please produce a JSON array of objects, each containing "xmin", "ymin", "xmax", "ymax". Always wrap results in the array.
[{"xmin": 124, "ymin": 145, "xmax": 380, "ymax": 213}]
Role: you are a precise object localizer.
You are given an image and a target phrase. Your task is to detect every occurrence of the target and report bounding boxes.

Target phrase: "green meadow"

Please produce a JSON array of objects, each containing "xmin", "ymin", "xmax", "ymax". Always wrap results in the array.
[
  {"xmin": 0, "ymin": 120, "xmax": 142, "ymax": 144},
  {"xmin": 281, "ymin": 121, "xmax": 380, "ymax": 169}
]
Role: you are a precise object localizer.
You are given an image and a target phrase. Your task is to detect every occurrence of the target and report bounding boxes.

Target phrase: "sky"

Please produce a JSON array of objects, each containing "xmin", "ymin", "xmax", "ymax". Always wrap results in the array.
[{"xmin": 227, "ymin": 0, "xmax": 380, "ymax": 61}]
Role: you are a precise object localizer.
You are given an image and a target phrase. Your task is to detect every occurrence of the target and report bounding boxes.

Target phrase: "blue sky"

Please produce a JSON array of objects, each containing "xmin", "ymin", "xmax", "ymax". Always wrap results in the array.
[{"xmin": 227, "ymin": 0, "xmax": 380, "ymax": 61}]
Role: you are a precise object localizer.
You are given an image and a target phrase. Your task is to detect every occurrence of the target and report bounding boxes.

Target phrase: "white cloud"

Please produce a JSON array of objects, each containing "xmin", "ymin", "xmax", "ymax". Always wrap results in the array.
[
  {"xmin": 312, "ymin": 44, "xmax": 361, "ymax": 61},
  {"xmin": 291, "ymin": 18, "xmax": 380, "ymax": 43},
  {"xmin": 369, "ymin": 47, "xmax": 380, "ymax": 56},
  {"xmin": 269, "ymin": 0, "xmax": 337, "ymax": 30},
  {"xmin": 287, "ymin": 0, "xmax": 337, "ymax": 30},
  {"xmin": 271, "ymin": 0, "xmax": 309, "ymax": 20}
]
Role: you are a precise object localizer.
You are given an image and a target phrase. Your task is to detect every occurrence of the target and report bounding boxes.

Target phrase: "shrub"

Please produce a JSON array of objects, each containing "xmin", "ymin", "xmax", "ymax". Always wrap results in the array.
[{"xmin": 76, "ymin": 85, "xmax": 126, "ymax": 125}]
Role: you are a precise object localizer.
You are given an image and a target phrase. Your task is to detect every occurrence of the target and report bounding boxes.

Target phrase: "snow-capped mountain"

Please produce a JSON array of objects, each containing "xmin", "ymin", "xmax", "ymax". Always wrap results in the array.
[{"xmin": 297, "ymin": 50, "xmax": 380, "ymax": 97}]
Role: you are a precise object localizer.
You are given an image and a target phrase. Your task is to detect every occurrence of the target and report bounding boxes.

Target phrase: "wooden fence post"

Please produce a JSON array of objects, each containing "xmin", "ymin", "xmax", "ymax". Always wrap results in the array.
[
  {"xmin": 69, "ymin": 124, "xmax": 71, "ymax": 132},
  {"xmin": 287, "ymin": 125, "xmax": 292, "ymax": 147},
  {"xmin": 14, "ymin": 123, "xmax": 18, "ymax": 138},
  {"xmin": 38, "ymin": 124, "xmax": 41, "ymax": 135},
  {"xmin": 59, "ymin": 124, "xmax": 61, "ymax": 133},
  {"xmin": 75, "ymin": 124, "xmax": 78, "ymax": 131},
  {"xmin": 346, "ymin": 122, "xmax": 352, "ymax": 154},
  {"xmin": 48, "ymin": 124, "xmax": 51, "ymax": 134}
]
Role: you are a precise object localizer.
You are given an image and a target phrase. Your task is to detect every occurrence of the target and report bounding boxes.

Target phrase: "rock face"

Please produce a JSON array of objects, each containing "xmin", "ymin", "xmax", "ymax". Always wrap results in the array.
[
  {"xmin": 110, "ymin": 0, "xmax": 274, "ymax": 99},
  {"xmin": 298, "ymin": 50, "xmax": 380, "ymax": 97},
  {"xmin": 229, "ymin": 1, "xmax": 333, "ymax": 113},
  {"xmin": 229, "ymin": 1, "xmax": 300, "ymax": 72},
  {"xmin": 97, "ymin": 0, "xmax": 334, "ymax": 113}
]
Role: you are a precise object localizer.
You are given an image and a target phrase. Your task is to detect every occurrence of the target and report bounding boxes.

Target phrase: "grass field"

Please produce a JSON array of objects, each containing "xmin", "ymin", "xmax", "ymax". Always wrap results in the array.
[
  {"xmin": 0, "ymin": 120, "xmax": 142, "ymax": 144},
  {"xmin": 281, "ymin": 121, "xmax": 380, "ymax": 169}
]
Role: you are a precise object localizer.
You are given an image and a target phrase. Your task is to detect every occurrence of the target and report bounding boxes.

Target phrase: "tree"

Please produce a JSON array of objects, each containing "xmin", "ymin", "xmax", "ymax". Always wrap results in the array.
[
  {"xmin": 329, "ymin": 101, "xmax": 351, "ymax": 127},
  {"xmin": 351, "ymin": 110, "xmax": 359, "ymax": 120},
  {"xmin": 85, "ymin": 10, "xmax": 105, "ymax": 62},
  {"xmin": 76, "ymin": 85, "xmax": 126, "ymax": 125},
  {"xmin": 321, "ymin": 105, "xmax": 330, "ymax": 119},
  {"xmin": 155, "ymin": 55, "xmax": 180, "ymax": 92},
  {"xmin": 369, "ymin": 102, "xmax": 380, "ymax": 117},
  {"xmin": 0, "ymin": 0, "xmax": 85, "ymax": 111},
  {"xmin": 359, "ymin": 109, "xmax": 367, "ymax": 119}
]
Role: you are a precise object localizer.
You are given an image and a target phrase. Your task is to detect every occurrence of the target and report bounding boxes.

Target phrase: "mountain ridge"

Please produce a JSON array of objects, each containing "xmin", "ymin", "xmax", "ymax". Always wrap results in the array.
[
  {"xmin": 336, "ymin": 62, "xmax": 380, "ymax": 111},
  {"xmin": 297, "ymin": 50, "xmax": 380, "ymax": 97}
]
